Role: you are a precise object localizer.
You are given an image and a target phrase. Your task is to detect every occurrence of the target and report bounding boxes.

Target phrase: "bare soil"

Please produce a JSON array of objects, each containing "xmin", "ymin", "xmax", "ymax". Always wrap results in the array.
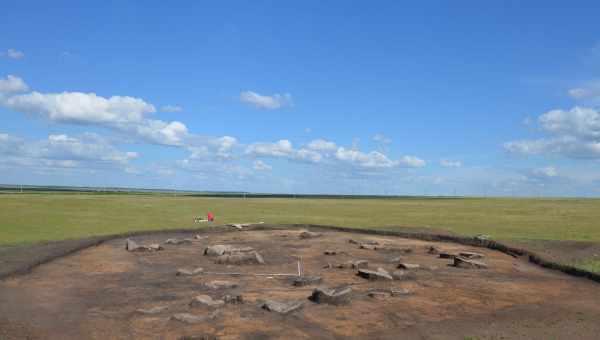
[{"xmin": 1, "ymin": 227, "xmax": 599, "ymax": 340}]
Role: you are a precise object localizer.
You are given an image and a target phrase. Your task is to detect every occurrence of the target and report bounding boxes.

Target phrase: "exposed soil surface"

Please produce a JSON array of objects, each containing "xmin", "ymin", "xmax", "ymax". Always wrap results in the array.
[{"xmin": 1, "ymin": 227, "xmax": 599, "ymax": 340}]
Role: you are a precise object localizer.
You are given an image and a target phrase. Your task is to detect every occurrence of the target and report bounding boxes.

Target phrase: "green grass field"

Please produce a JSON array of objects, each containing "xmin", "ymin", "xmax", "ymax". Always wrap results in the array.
[{"xmin": 1, "ymin": 193, "xmax": 600, "ymax": 246}]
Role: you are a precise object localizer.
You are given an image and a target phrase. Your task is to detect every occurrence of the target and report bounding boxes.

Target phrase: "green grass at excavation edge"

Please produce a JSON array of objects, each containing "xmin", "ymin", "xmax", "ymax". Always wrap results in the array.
[
  {"xmin": 575, "ymin": 259, "xmax": 600, "ymax": 273},
  {"xmin": 1, "ymin": 194, "xmax": 600, "ymax": 246}
]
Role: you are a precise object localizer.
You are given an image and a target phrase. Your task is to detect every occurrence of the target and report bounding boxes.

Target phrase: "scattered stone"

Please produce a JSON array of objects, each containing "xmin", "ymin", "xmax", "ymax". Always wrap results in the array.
[
  {"xmin": 293, "ymin": 276, "xmax": 323, "ymax": 287},
  {"xmin": 386, "ymin": 247, "xmax": 413, "ymax": 254},
  {"xmin": 367, "ymin": 291, "xmax": 391, "ymax": 300},
  {"xmin": 261, "ymin": 300, "xmax": 304, "ymax": 314},
  {"xmin": 439, "ymin": 252, "xmax": 458, "ymax": 259},
  {"xmin": 352, "ymin": 260, "xmax": 369, "ymax": 269},
  {"xmin": 214, "ymin": 251, "xmax": 265, "ymax": 265},
  {"xmin": 388, "ymin": 256, "xmax": 403, "ymax": 263},
  {"xmin": 171, "ymin": 311, "xmax": 219, "ymax": 324},
  {"xmin": 165, "ymin": 238, "xmax": 193, "ymax": 245},
  {"xmin": 299, "ymin": 231, "xmax": 322, "ymax": 239},
  {"xmin": 390, "ymin": 288, "xmax": 412, "ymax": 296},
  {"xmin": 176, "ymin": 267, "xmax": 204, "ymax": 276},
  {"xmin": 323, "ymin": 263, "xmax": 333, "ymax": 269},
  {"xmin": 309, "ymin": 286, "xmax": 352, "ymax": 305},
  {"xmin": 126, "ymin": 239, "xmax": 164, "ymax": 252},
  {"xmin": 475, "ymin": 234, "xmax": 491, "ymax": 241},
  {"xmin": 179, "ymin": 335, "xmax": 218, "ymax": 340},
  {"xmin": 349, "ymin": 239, "xmax": 379, "ymax": 245},
  {"xmin": 189, "ymin": 295, "xmax": 224, "ymax": 308},
  {"xmin": 204, "ymin": 245, "xmax": 254, "ymax": 256},
  {"xmin": 359, "ymin": 244, "xmax": 380, "ymax": 250},
  {"xmin": 453, "ymin": 257, "xmax": 488, "ymax": 269},
  {"xmin": 459, "ymin": 251, "xmax": 485, "ymax": 259},
  {"xmin": 223, "ymin": 294, "xmax": 244, "ymax": 304},
  {"xmin": 194, "ymin": 234, "xmax": 207, "ymax": 240},
  {"xmin": 391, "ymin": 270, "xmax": 417, "ymax": 281},
  {"xmin": 324, "ymin": 250, "xmax": 337, "ymax": 255},
  {"xmin": 135, "ymin": 306, "xmax": 168, "ymax": 315},
  {"xmin": 427, "ymin": 246, "xmax": 441, "ymax": 255},
  {"xmin": 357, "ymin": 268, "xmax": 393, "ymax": 281},
  {"xmin": 397, "ymin": 263, "xmax": 420, "ymax": 270},
  {"xmin": 205, "ymin": 280, "xmax": 238, "ymax": 290}
]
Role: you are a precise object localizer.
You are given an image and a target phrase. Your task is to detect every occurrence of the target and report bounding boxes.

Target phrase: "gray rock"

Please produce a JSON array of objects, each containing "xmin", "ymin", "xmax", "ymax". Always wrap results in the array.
[
  {"xmin": 204, "ymin": 245, "xmax": 254, "ymax": 256},
  {"xmin": 352, "ymin": 260, "xmax": 369, "ymax": 269},
  {"xmin": 475, "ymin": 234, "xmax": 491, "ymax": 241},
  {"xmin": 359, "ymin": 244, "xmax": 379, "ymax": 250},
  {"xmin": 391, "ymin": 270, "xmax": 417, "ymax": 281},
  {"xmin": 261, "ymin": 300, "xmax": 304, "ymax": 314},
  {"xmin": 299, "ymin": 231, "xmax": 322, "ymax": 239},
  {"xmin": 135, "ymin": 306, "xmax": 168, "ymax": 315},
  {"xmin": 349, "ymin": 239, "xmax": 379, "ymax": 245},
  {"xmin": 357, "ymin": 269, "xmax": 393, "ymax": 281},
  {"xmin": 176, "ymin": 267, "xmax": 204, "ymax": 276},
  {"xmin": 205, "ymin": 280, "xmax": 238, "ymax": 290},
  {"xmin": 214, "ymin": 251, "xmax": 265, "ymax": 265},
  {"xmin": 427, "ymin": 246, "xmax": 441, "ymax": 255},
  {"xmin": 309, "ymin": 286, "xmax": 352, "ymax": 305},
  {"xmin": 459, "ymin": 251, "xmax": 485, "ymax": 259},
  {"xmin": 293, "ymin": 276, "xmax": 322, "ymax": 287},
  {"xmin": 397, "ymin": 263, "xmax": 420, "ymax": 270},
  {"xmin": 126, "ymin": 239, "xmax": 164, "ymax": 252},
  {"xmin": 390, "ymin": 288, "xmax": 412, "ymax": 296},
  {"xmin": 453, "ymin": 257, "xmax": 488, "ymax": 269},
  {"xmin": 439, "ymin": 252, "xmax": 458, "ymax": 259},
  {"xmin": 189, "ymin": 295, "xmax": 224, "ymax": 308},
  {"xmin": 165, "ymin": 238, "xmax": 193, "ymax": 245},
  {"xmin": 171, "ymin": 311, "xmax": 219, "ymax": 324},
  {"xmin": 223, "ymin": 294, "xmax": 244, "ymax": 304},
  {"xmin": 367, "ymin": 291, "xmax": 391, "ymax": 299}
]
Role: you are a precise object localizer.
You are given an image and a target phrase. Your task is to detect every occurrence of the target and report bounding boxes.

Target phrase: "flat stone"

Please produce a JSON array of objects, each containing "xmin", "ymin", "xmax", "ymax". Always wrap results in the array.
[
  {"xmin": 176, "ymin": 267, "xmax": 204, "ymax": 276},
  {"xmin": 299, "ymin": 231, "xmax": 322, "ymax": 239},
  {"xmin": 126, "ymin": 239, "xmax": 164, "ymax": 252},
  {"xmin": 349, "ymin": 239, "xmax": 379, "ymax": 245},
  {"xmin": 397, "ymin": 263, "xmax": 420, "ymax": 270},
  {"xmin": 368, "ymin": 291, "xmax": 391, "ymax": 299},
  {"xmin": 135, "ymin": 306, "xmax": 168, "ymax": 315},
  {"xmin": 309, "ymin": 286, "xmax": 352, "ymax": 305},
  {"xmin": 390, "ymin": 288, "xmax": 412, "ymax": 296},
  {"xmin": 194, "ymin": 234, "xmax": 207, "ymax": 240},
  {"xmin": 439, "ymin": 252, "xmax": 458, "ymax": 259},
  {"xmin": 357, "ymin": 269, "xmax": 393, "ymax": 281},
  {"xmin": 214, "ymin": 251, "xmax": 265, "ymax": 265},
  {"xmin": 459, "ymin": 251, "xmax": 485, "ymax": 259},
  {"xmin": 261, "ymin": 300, "xmax": 304, "ymax": 314},
  {"xmin": 171, "ymin": 311, "xmax": 218, "ymax": 324},
  {"xmin": 293, "ymin": 276, "xmax": 322, "ymax": 287},
  {"xmin": 427, "ymin": 246, "xmax": 441, "ymax": 254},
  {"xmin": 475, "ymin": 234, "xmax": 491, "ymax": 241},
  {"xmin": 359, "ymin": 244, "xmax": 379, "ymax": 250},
  {"xmin": 453, "ymin": 257, "xmax": 488, "ymax": 269},
  {"xmin": 223, "ymin": 294, "xmax": 244, "ymax": 304},
  {"xmin": 165, "ymin": 238, "xmax": 193, "ymax": 245},
  {"xmin": 391, "ymin": 270, "xmax": 417, "ymax": 281},
  {"xmin": 352, "ymin": 260, "xmax": 369, "ymax": 269},
  {"xmin": 205, "ymin": 280, "xmax": 238, "ymax": 290},
  {"xmin": 204, "ymin": 245, "xmax": 254, "ymax": 256},
  {"xmin": 189, "ymin": 295, "xmax": 224, "ymax": 308}
]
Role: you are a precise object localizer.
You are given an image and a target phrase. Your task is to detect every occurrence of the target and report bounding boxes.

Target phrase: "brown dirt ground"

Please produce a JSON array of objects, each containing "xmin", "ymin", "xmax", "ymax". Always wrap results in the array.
[{"xmin": 1, "ymin": 227, "xmax": 599, "ymax": 340}]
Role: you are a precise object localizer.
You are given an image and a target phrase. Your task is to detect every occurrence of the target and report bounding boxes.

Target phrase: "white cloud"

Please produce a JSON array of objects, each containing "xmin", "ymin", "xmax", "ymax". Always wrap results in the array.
[
  {"xmin": 440, "ymin": 159, "xmax": 462, "ymax": 168},
  {"xmin": 296, "ymin": 148, "xmax": 323, "ymax": 163},
  {"xmin": 335, "ymin": 147, "xmax": 424, "ymax": 169},
  {"xmin": 240, "ymin": 91, "xmax": 293, "ymax": 109},
  {"xmin": 531, "ymin": 166, "xmax": 558, "ymax": 178},
  {"xmin": 398, "ymin": 155, "xmax": 426, "ymax": 168},
  {"xmin": 246, "ymin": 139, "xmax": 294, "ymax": 157},
  {"xmin": 373, "ymin": 133, "xmax": 392, "ymax": 145},
  {"xmin": 1, "ymin": 49, "xmax": 25, "ymax": 60},
  {"xmin": 0, "ymin": 75, "xmax": 191, "ymax": 146},
  {"xmin": 307, "ymin": 139, "xmax": 337, "ymax": 152},
  {"xmin": 253, "ymin": 160, "xmax": 272, "ymax": 171},
  {"xmin": 160, "ymin": 105, "xmax": 183, "ymax": 112},
  {"xmin": 505, "ymin": 106, "xmax": 600, "ymax": 159},
  {"xmin": 568, "ymin": 81, "xmax": 600, "ymax": 101},
  {"xmin": 0, "ymin": 75, "xmax": 29, "ymax": 94},
  {"xmin": 0, "ymin": 132, "xmax": 139, "ymax": 170}
]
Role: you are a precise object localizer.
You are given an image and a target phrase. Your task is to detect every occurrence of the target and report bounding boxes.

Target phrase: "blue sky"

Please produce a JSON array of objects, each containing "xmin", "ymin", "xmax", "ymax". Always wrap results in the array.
[{"xmin": 2, "ymin": 1, "xmax": 600, "ymax": 196}]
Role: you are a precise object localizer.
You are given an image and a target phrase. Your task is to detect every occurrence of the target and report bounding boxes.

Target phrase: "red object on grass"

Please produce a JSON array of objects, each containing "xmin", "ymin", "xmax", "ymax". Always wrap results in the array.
[{"xmin": 207, "ymin": 212, "xmax": 214, "ymax": 222}]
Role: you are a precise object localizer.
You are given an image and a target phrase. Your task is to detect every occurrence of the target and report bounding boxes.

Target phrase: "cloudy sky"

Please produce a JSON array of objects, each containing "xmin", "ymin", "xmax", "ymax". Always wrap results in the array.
[{"xmin": 2, "ymin": 1, "xmax": 600, "ymax": 196}]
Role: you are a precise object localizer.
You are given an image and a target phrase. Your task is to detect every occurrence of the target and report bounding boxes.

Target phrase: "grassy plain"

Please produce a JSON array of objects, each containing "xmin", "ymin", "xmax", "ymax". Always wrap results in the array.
[{"xmin": 1, "ymin": 193, "xmax": 599, "ymax": 245}]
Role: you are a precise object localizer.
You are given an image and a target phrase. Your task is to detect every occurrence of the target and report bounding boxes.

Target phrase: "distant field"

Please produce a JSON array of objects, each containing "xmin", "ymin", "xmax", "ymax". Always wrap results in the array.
[{"xmin": 1, "ymin": 193, "xmax": 600, "ymax": 246}]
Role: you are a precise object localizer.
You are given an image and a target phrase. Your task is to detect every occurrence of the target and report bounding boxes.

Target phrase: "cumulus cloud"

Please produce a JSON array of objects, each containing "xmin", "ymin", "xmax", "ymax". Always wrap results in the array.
[
  {"xmin": 505, "ymin": 106, "xmax": 600, "ymax": 159},
  {"xmin": 240, "ymin": 91, "xmax": 293, "ymax": 109},
  {"xmin": 440, "ymin": 159, "xmax": 462, "ymax": 168},
  {"xmin": 373, "ymin": 133, "xmax": 392, "ymax": 145},
  {"xmin": 246, "ymin": 140, "xmax": 295, "ymax": 157},
  {"xmin": 160, "ymin": 105, "xmax": 183, "ymax": 112},
  {"xmin": 307, "ymin": 139, "xmax": 337, "ymax": 152},
  {"xmin": 531, "ymin": 166, "xmax": 558, "ymax": 178},
  {"xmin": 0, "ymin": 75, "xmax": 190, "ymax": 146},
  {"xmin": 1, "ymin": 49, "xmax": 25, "ymax": 60},
  {"xmin": 335, "ymin": 148, "xmax": 425, "ymax": 169},
  {"xmin": 253, "ymin": 160, "xmax": 272, "ymax": 171},
  {"xmin": 0, "ymin": 75, "xmax": 29, "ymax": 94},
  {"xmin": 0, "ymin": 132, "xmax": 139, "ymax": 170}
]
